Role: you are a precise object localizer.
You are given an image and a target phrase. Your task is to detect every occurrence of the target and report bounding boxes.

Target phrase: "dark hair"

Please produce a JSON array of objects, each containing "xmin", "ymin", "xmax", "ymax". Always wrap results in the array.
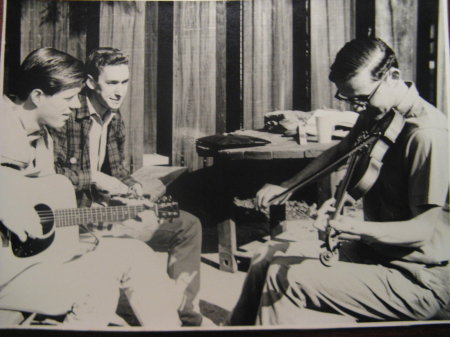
[
  {"xmin": 85, "ymin": 47, "xmax": 129, "ymax": 80},
  {"xmin": 14, "ymin": 47, "xmax": 86, "ymax": 101},
  {"xmin": 329, "ymin": 38, "xmax": 398, "ymax": 83}
]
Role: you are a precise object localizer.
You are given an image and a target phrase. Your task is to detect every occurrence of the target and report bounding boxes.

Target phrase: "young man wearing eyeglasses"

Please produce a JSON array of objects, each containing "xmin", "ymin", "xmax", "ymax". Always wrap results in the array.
[{"xmin": 229, "ymin": 38, "xmax": 449, "ymax": 325}]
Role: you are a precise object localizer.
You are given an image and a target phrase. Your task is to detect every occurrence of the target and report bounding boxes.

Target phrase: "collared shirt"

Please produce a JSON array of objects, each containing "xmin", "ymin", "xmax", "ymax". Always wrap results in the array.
[
  {"xmin": 50, "ymin": 94, "xmax": 139, "ymax": 207},
  {"xmin": 345, "ymin": 83, "xmax": 449, "ymax": 304},
  {"xmin": 346, "ymin": 82, "xmax": 448, "ymax": 221},
  {"xmin": 86, "ymin": 97, "xmax": 115, "ymax": 174},
  {"xmin": 0, "ymin": 96, "xmax": 55, "ymax": 177}
]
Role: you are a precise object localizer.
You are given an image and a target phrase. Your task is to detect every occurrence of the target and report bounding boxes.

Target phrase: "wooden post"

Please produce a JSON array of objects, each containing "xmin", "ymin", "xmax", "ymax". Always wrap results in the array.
[{"xmin": 218, "ymin": 219, "xmax": 238, "ymax": 273}]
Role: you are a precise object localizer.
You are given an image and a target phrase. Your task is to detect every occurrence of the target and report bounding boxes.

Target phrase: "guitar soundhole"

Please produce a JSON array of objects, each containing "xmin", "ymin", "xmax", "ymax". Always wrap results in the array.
[{"xmin": 10, "ymin": 203, "xmax": 55, "ymax": 258}]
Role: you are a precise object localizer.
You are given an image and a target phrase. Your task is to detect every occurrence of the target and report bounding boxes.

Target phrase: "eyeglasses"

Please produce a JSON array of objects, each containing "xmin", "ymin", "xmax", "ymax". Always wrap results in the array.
[{"xmin": 335, "ymin": 74, "xmax": 386, "ymax": 105}]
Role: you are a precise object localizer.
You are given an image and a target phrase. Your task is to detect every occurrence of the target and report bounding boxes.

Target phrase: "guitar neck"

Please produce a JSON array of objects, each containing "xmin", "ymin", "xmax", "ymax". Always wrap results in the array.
[{"xmin": 53, "ymin": 205, "xmax": 154, "ymax": 228}]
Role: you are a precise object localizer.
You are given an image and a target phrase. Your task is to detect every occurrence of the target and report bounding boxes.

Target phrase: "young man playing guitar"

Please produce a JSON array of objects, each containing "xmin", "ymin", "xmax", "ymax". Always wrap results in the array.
[
  {"xmin": 50, "ymin": 48, "xmax": 207, "ymax": 326},
  {"xmin": 0, "ymin": 48, "xmax": 180, "ymax": 328},
  {"xmin": 229, "ymin": 38, "xmax": 449, "ymax": 325}
]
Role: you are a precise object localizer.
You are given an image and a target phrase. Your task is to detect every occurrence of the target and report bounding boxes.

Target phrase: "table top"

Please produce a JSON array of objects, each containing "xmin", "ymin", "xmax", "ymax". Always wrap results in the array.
[{"xmin": 218, "ymin": 130, "xmax": 338, "ymax": 160}]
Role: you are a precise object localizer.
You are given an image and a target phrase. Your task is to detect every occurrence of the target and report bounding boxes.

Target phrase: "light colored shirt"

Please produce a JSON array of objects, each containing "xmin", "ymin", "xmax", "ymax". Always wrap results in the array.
[
  {"xmin": 87, "ymin": 97, "xmax": 115, "ymax": 174},
  {"xmin": 347, "ymin": 82, "xmax": 449, "ymax": 222}
]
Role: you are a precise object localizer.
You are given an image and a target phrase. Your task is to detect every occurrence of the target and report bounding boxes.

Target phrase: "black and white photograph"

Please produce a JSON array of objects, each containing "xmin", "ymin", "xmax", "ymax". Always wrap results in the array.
[{"xmin": 0, "ymin": 0, "xmax": 449, "ymax": 335}]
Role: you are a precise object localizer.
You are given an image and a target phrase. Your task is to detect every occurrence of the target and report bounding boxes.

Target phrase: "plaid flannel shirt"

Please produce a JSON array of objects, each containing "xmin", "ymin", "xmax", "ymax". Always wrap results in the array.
[{"xmin": 50, "ymin": 94, "xmax": 138, "ymax": 207}]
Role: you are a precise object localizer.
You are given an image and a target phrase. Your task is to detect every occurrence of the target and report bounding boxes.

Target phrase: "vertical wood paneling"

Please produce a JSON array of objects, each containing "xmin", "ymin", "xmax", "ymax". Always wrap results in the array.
[
  {"xmin": 20, "ymin": 0, "xmax": 86, "ymax": 62},
  {"xmin": 272, "ymin": 0, "xmax": 293, "ymax": 111},
  {"xmin": 242, "ymin": 0, "xmax": 254, "ymax": 129},
  {"xmin": 216, "ymin": 1, "xmax": 227, "ymax": 135},
  {"xmin": 243, "ymin": 0, "xmax": 293, "ymax": 130},
  {"xmin": 252, "ymin": 0, "xmax": 272, "ymax": 129},
  {"xmin": 437, "ymin": 0, "xmax": 449, "ymax": 116},
  {"xmin": 225, "ymin": 1, "xmax": 242, "ymax": 132},
  {"xmin": 172, "ymin": 1, "xmax": 217, "ymax": 170},
  {"xmin": 310, "ymin": 0, "xmax": 355, "ymax": 110},
  {"xmin": 3, "ymin": 0, "xmax": 21, "ymax": 95},
  {"xmin": 99, "ymin": 1, "xmax": 146, "ymax": 172},
  {"xmin": 375, "ymin": 0, "xmax": 418, "ymax": 82},
  {"xmin": 156, "ymin": 1, "xmax": 173, "ymax": 158},
  {"xmin": 144, "ymin": 1, "xmax": 159, "ymax": 154},
  {"xmin": 292, "ymin": 0, "xmax": 311, "ymax": 112}
]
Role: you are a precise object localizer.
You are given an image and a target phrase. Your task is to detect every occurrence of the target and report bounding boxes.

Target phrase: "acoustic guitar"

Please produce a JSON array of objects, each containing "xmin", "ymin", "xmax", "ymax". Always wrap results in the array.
[{"xmin": 0, "ymin": 174, "xmax": 179, "ymax": 282}]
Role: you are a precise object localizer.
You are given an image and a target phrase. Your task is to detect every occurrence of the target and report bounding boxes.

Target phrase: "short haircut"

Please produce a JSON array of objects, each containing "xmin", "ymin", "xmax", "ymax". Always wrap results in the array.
[
  {"xmin": 14, "ymin": 47, "xmax": 86, "ymax": 101},
  {"xmin": 329, "ymin": 38, "xmax": 399, "ymax": 83},
  {"xmin": 85, "ymin": 47, "xmax": 129, "ymax": 80}
]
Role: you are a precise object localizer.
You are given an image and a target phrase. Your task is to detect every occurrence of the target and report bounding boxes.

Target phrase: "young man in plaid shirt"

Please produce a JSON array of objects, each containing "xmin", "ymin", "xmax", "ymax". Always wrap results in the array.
[{"xmin": 50, "ymin": 48, "xmax": 206, "ymax": 326}]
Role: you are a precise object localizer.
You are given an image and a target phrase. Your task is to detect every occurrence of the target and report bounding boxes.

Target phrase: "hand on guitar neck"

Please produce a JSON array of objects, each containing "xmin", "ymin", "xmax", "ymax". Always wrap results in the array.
[
  {"xmin": 86, "ymin": 195, "xmax": 179, "ymax": 241},
  {"xmin": 1, "ymin": 174, "xmax": 180, "ymax": 265}
]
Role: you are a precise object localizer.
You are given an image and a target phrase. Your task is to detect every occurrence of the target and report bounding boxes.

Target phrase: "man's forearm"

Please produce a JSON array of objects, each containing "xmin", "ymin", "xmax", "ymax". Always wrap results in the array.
[
  {"xmin": 357, "ymin": 208, "xmax": 438, "ymax": 247},
  {"xmin": 280, "ymin": 144, "xmax": 343, "ymax": 190}
]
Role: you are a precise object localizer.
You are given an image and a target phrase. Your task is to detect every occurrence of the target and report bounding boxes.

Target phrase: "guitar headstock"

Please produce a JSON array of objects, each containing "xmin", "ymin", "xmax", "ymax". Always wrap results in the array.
[{"xmin": 156, "ymin": 195, "xmax": 180, "ymax": 220}]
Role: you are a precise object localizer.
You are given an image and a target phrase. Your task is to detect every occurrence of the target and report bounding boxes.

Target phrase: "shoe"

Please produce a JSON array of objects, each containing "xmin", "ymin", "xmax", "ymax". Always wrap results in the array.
[{"xmin": 200, "ymin": 316, "xmax": 217, "ymax": 327}]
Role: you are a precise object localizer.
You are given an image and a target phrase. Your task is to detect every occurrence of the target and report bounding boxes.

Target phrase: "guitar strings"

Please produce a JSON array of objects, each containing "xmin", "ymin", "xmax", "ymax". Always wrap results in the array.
[{"xmin": 34, "ymin": 205, "xmax": 150, "ymax": 221}]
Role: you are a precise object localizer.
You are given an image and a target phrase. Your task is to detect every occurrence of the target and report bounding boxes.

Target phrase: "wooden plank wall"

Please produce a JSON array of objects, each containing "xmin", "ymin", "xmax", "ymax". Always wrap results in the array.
[
  {"xmin": 99, "ymin": 1, "xmax": 146, "ymax": 171},
  {"xmin": 144, "ymin": 2, "xmax": 159, "ymax": 154},
  {"xmin": 8, "ymin": 0, "xmax": 443, "ymax": 172},
  {"xmin": 242, "ymin": 0, "xmax": 293, "ymax": 130},
  {"xmin": 20, "ymin": 0, "xmax": 86, "ymax": 62},
  {"xmin": 310, "ymin": 0, "xmax": 355, "ymax": 111},
  {"xmin": 172, "ymin": 1, "xmax": 220, "ymax": 170},
  {"xmin": 437, "ymin": 0, "xmax": 449, "ymax": 116},
  {"xmin": 375, "ymin": 0, "xmax": 418, "ymax": 82}
]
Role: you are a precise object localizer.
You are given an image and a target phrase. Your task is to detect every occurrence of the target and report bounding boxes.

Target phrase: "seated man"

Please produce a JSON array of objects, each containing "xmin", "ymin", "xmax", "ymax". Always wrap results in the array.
[
  {"xmin": 0, "ymin": 48, "xmax": 179, "ymax": 328},
  {"xmin": 50, "ymin": 48, "xmax": 205, "ymax": 326},
  {"xmin": 229, "ymin": 37, "xmax": 449, "ymax": 325},
  {"xmin": 254, "ymin": 199, "xmax": 450, "ymax": 325}
]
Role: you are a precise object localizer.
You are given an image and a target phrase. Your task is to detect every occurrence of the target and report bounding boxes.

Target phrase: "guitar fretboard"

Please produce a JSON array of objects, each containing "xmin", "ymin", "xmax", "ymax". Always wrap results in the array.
[{"xmin": 52, "ymin": 205, "xmax": 149, "ymax": 227}]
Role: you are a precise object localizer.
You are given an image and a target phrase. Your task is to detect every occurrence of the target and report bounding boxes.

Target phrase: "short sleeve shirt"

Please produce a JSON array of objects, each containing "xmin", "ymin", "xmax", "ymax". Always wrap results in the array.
[
  {"xmin": 345, "ymin": 84, "xmax": 450, "ymax": 304},
  {"xmin": 347, "ymin": 83, "xmax": 448, "ymax": 222}
]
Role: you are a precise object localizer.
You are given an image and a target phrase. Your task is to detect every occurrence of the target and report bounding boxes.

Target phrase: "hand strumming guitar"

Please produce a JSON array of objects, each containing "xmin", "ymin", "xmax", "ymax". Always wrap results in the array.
[{"xmin": 91, "ymin": 171, "xmax": 129, "ymax": 195}]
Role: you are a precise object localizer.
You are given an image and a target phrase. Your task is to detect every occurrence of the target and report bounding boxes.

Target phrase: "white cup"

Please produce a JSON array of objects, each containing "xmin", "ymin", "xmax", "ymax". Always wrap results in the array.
[{"xmin": 315, "ymin": 115, "xmax": 333, "ymax": 143}]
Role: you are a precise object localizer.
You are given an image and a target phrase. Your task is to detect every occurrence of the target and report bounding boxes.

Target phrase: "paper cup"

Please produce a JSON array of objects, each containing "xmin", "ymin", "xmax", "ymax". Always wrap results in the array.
[{"xmin": 315, "ymin": 115, "xmax": 333, "ymax": 143}]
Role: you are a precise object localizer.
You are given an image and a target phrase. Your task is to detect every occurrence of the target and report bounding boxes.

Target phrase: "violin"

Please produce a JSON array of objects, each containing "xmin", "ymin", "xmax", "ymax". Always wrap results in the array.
[
  {"xmin": 321, "ymin": 110, "xmax": 405, "ymax": 265},
  {"xmin": 268, "ymin": 110, "xmax": 406, "ymax": 266},
  {"xmin": 347, "ymin": 110, "xmax": 405, "ymax": 201}
]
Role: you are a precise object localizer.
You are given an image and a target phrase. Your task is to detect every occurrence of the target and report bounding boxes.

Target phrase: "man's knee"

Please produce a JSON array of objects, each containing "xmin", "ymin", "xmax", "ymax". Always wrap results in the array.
[
  {"xmin": 178, "ymin": 210, "xmax": 202, "ymax": 243},
  {"xmin": 101, "ymin": 238, "xmax": 154, "ymax": 258},
  {"xmin": 266, "ymin": 258, "xmax": 322, "ymax": 294},
  {"xmin": 250, "ymin": 242, "xmax": 290, "ymax": 267}
]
